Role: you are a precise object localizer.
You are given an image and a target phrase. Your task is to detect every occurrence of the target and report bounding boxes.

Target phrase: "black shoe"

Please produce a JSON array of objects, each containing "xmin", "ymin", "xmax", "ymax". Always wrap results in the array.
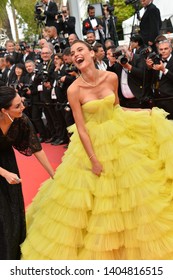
[{"xmin": 51, "ymin": 139, "xmax": 65, "ymax": 146}]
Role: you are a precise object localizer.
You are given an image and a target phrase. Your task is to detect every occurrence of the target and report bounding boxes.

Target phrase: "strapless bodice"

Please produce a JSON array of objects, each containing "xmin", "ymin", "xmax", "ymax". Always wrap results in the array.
[{"xmin": 82, "ymin": 93, "xmax": 115, "ymax": 123}]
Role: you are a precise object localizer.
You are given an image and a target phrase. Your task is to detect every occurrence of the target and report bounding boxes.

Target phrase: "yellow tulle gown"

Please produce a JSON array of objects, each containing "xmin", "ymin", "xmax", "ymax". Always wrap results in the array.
[{"xmin": 21, "ymin": 93, "xmax": 173, "ymax": 260}]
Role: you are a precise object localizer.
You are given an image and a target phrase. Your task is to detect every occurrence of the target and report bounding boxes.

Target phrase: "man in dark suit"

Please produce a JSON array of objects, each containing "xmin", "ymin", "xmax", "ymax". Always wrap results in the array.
[
  {"xmin": 4, "ymin": 56, "xmax": 16, "ymax": 86},
  {"xmin": 82, "ymin": 5, "xmax": 105, "ymax": 45},
  {"xmin": 20, "ymin": 44, "xmax": 36, "ymax": 63},
  {"xmin": 60, "ymin": 6, "xmax": 76, "ymax": 38},
  {"xmin": 146, "ymin": 40, "xmax": 173, "ymax": 119},
  {"xmin": 139, "ymin": 0, "xmax": 162, "ymax": 49},
  {"xmin": 24, "ymin": 60, "xmax": 47, "ymax": 142},
  {"xmin": 39, "ymin": 0, "xmax": 58, "ymax": 27},
  {"xmin": 4, "ymin": 40, "xmax": 23, "ymax": 64},
  {"xmin": 108, "ymin": 46, "xmax": 152, "ymax": 108},
  {"xmin": 36, "ymin": 46, "xmax": 58, "ymax": 142}
]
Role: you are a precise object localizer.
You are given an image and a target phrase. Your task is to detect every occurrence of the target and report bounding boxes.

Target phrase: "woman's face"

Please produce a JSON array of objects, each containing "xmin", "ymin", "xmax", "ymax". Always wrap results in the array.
[
  {"xmin": 70, "ymin": 42, "xmax": 94, "ymax": 71},
  {"xmin": 15, "ymin": 67, "xmax": 23, "ymax": 77},
  {"xmin": 5, "ymin": 94, "xmax": 25, "ymax": 119}
]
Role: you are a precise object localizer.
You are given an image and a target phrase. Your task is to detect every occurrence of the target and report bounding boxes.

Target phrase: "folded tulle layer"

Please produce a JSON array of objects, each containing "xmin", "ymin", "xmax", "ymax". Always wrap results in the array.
[{"xmin": 21, "ymin": 101, "xmax": 173, "ymax": 260}]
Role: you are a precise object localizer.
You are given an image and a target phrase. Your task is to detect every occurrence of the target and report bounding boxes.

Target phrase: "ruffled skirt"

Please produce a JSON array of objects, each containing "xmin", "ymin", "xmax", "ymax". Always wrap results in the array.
[{"xmin": 21, "ymin": 107, "xmax": 173, "ymax": 260}]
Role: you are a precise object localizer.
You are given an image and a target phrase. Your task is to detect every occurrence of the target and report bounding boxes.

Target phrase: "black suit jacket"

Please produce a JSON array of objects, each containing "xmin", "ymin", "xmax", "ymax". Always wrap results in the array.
[
  {"xmin": 37, "ymin": 59, "xmax": 55, "ymax": 102},
  {"xmin": 140, "ymin": 3, "xmax": 162, "ymax": 45},
  {"xmin": 61, "ymin": 16, "xmax": 76, "ymax": 36},
  {"xmin": 44, "ymin": 1, "xmax": 58, "ymax": 27},
  {"xmin": 6, "ymin": 65, "xmax": 16, "ymax": 86},
  {"xmin": 155, "ymin": 56, "xmax": 173, "ymax": 97},
  {"xmin": 113, "ymin": 54, "xmax": 152, "ymax": 104},
  {"xmin": 151, "ymin": 55, "xmax": 173, "ymax": 118},
  {"xmin": 0, "ymin": 68, "xmax": 8, "ymax": 85}
]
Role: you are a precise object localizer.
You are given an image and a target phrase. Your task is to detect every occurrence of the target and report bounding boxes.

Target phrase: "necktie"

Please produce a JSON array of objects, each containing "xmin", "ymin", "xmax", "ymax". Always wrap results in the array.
[{"xmin": 162, "ymin": 59, "xmax": 168, "ymax": 63}]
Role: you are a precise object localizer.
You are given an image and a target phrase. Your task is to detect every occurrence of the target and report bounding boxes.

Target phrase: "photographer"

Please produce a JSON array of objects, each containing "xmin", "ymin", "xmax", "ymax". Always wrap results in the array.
[
  {"xmin": 57, "ymin": 6, "xmax": 76, "ymax": 39},
  {"xmin": 47, "ymin": 26, "xmax": 67, "ymax": 53},
  {"xmin": 50, "ymin": 53, "xmax": 69, "ymax": 146},
  {"xmin": 111, "ymin": 45, "xmax": 152, "ymax": 108},
  {"xmin": 139, "ymin": 0, "xmax": 162, "ymax": 50},
  {"xmin": 24, "ymin": 60, "xmax": 48, "ymax": 142},
  {"xmin": 36, "ymin": 46, "xmax": 59, "ymax": 142},
  {"xmin": 146, "ymin": 40, "xmax": 173, "ymax": 119},
  {"xmin": 47, "ymin": 26, "xmax": 61, "ymax": 53},
  {"xmin": 52, "ymin": 47, "xmax": 76, "ymax": 145},
  {"xmin": 4, "ymin": 55, "xmax": 16, "ymax": 87},
  {"xmin": 36, "ymin": 0, "xmax": 58, "ymax": 27},
  {"xmin": 93, "ymin": 43, "xmax": 107, "ymax": 71},
  {"xmin": 4, "ymin": 40, "xmax": 23, "ymax": 64},
  {"xmin": 12, "ymin": 63, "xmax": 27, "ymax": 96},
  {"xmin": 102, "ymin": 4, "xmax": 119, "ymax": 47},
  {"xmin": 19, "ymin": 43, "xmax": 36, "ymax": 63}
]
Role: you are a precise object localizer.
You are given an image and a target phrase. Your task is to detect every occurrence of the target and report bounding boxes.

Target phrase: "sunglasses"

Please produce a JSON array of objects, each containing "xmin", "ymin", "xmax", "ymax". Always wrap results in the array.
[{"xmin": 62, "ymin": 11, "xmax": 67, "ymax": 14}]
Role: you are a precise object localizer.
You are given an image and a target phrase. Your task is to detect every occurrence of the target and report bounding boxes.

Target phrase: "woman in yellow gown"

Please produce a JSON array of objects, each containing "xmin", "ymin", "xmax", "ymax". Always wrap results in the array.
[{"xmin": 21, "ymin": 40, "xmax": 173, "ymax": 260}]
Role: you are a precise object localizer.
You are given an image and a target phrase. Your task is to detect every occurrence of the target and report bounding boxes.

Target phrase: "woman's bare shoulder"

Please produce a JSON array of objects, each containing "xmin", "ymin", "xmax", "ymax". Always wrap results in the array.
[
  {"xmin": 99, "ymin": 70, "xmax": 118, "ymax": 85},
  {"xmin": 105, "ymin": 70, "xmax": 118, "ymax": 80}
]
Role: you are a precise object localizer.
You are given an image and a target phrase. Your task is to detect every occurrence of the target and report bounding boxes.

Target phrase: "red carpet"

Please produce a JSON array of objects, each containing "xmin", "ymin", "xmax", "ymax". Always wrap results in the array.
[{"xmin": 15, "ymin": 143, "xmax": 65, "ymax": 207}]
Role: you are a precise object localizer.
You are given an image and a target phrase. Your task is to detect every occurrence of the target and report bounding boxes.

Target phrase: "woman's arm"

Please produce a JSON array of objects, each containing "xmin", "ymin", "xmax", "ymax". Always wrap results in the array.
[
  {"xmin": 67, "ymin": 86, "xmax": 103, "ymax": 176},
  {"xmin": 34, "ymin": 150, "xmax": 55, "ymax": 179}
]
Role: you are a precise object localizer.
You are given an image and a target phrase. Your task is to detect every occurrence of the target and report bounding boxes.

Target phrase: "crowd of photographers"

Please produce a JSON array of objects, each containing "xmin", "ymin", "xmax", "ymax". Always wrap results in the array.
[{"xmin": 0, "ymin": 0, "xmax": 173, "ymax": 146}]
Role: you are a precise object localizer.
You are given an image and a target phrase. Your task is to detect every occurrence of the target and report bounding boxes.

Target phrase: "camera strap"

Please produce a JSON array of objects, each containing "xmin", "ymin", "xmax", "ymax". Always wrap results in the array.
[{"xmin": 45, "ymin": 59, "xmax": 52, "ymax": 71}]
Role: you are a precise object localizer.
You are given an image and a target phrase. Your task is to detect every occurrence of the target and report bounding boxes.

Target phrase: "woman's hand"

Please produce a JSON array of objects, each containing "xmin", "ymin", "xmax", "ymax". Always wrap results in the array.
[
  {"xmin": 91, "ymin": 159, "xmax": 103, "ymax": 176},
  {"xmin": 3, "ymin": 170, "xmax": 22, "ymax": 184}
]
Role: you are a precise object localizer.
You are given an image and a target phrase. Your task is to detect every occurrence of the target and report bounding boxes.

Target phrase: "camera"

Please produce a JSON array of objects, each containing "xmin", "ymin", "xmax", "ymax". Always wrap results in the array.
[
  {"xmin": 16, "ymin": 83, "xmax": 33, "ymax": 93},
  {"xmin": 34, "ymin": 2, "xmax": 45, "ymax": 21},
  {"xmin": 0, "ymin": 46, "xmax": 6, "ymax": 57},
  {"xmin": 51, "ymin": 39, "xmax": 60, "ymax": 53},
  {"xmin": 148, "ymin": 53, "xmax": 161, "ymax": 65},
  {"xmin": 112, "ymin": 50, "xmax": 128, "ymax": 64},
  {"xmin": 19, "ymin": 43, "xmax": 26, "ymax": 51},
  {"xmin": 41, "ymin": 70, "xmax": 49, "ymax": 83},
  {"xmin": 65, "ymin": 65, "xmax": 78, "ymax": 74},
  {"xmin": 60, "ymin": 38, "xmax": 68, "ymax": 51},
  {"xmin": 35, "ymin": 2, "xmax": 43, "ymax": 14},
  {"xmin": 34, "ymin": 67, "xmax": 49, "ymax": 84},
  {"xmin": 57, "ymin": 11, "xmax": 63, "ymax": 20},
  {"xmin": 140, "ymin": 47, "xmax": 161, "ymax": 64}
]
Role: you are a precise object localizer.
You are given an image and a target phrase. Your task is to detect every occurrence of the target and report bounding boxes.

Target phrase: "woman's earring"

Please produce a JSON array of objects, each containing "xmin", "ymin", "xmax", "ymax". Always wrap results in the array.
[{"xmin": 6, "ymin": 112, "xmax": 14, "ymax": 123}]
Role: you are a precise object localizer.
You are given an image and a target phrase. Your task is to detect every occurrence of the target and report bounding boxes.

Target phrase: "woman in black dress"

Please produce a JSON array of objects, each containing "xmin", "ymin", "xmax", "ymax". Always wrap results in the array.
[{"xmin": 0, "ymin": 86, "xmax": 54, "ymax": 259}]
